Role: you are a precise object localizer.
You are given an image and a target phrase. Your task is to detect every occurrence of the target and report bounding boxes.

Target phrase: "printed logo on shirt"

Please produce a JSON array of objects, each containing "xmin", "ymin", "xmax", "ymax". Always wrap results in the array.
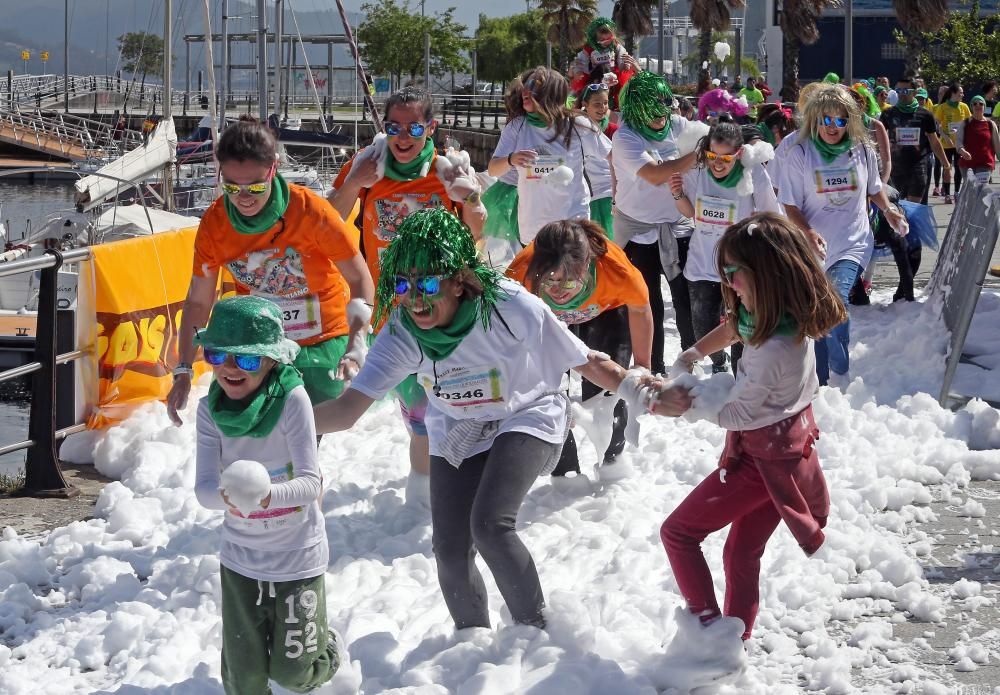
[
  {"xmin": 228, "ymin": 246, "xmax": 309, "ymax": 299},
  {"xmin": 421, "ymin": 364, "xmax": 506, "ymax": 410},
  {"xmin": 551, "ymin": 303, "xmax": 602, "ymax": 325},
  {"xmin": 373, "ymin": 193, "xmax": 446, "ymax": 242}
]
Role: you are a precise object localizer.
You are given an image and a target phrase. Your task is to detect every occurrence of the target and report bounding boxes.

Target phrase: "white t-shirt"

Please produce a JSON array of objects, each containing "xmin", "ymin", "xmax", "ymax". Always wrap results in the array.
[
  {"xmin": 195, "ymin": 383, "xmax": 328, "ymax": 583},
  {"xmin": 612, "ymin": 118, "xmax": 690, "ymax": 240},
  {"xmin": 492, "ymin": 115, "xmax": 612, "ymax": 244},
  {"xmin": 351, "ymin": 281, "xmax": 592, "ymax": 461},
  {"xmin": 768, "ymin": 129, "xmax": 799, "ymax": 194},
  {"xmin": 777, "ymin": 139, "xmax": 881, "ymax": 269},
  {"xmin": 718, "ymin": 334, "xmax": 818, "ymax": 431},
  {"xmin": 585, "ymin": 128, "xmax": 613, "ymax": 200},
  {"xmin": 681, "ymin": 164, "xmax": 780, "ymax": 282}
]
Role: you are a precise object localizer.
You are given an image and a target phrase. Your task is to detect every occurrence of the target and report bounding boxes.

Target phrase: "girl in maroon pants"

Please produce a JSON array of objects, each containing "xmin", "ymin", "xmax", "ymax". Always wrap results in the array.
[{"xmin": 652, "ymin": 212, "xmax": 848, "ymax": 641}]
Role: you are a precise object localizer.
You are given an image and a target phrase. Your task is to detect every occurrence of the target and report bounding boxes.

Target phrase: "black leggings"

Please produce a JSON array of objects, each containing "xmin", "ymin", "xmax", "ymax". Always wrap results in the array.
[
  {"xmin": 942, "ymin": 149, "xmax": 964, "ymax": 196},
  {"xmin": 624, "ymin": 237, "xmax": 694, "ymax": 374},
  {"xmin": 430, "ymin": 432, "xmax": 557, "ymax": 629},
  {"xmin": 551, "ymin": 307, "xmax": 631, "ymax": 475}
]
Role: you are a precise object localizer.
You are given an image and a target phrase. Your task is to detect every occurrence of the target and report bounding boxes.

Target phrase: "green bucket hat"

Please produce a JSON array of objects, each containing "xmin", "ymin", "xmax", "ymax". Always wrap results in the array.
[
  {"xmin": 374, "ymin": 208, "xmax": 505, "ymax": 330},
  {"xmin": 194, "ymin": 295, "xmax": 300, "ymax": 363}
]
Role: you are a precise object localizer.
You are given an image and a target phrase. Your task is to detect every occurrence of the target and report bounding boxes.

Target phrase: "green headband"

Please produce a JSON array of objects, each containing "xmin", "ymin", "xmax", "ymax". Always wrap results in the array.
[
  {"xmin": 620, "ymin": 71, "xmax": 674, "ymax": 130},
  {"xmin": 374, "ymin": 208, "xmax": 506, "ymax": 330},
  {"xmin": 586, "ymin": 17, "xmax": 617, "ymax": 51}
]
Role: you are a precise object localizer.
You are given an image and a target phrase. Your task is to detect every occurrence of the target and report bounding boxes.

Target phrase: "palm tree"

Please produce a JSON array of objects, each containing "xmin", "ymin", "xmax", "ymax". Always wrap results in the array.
[
  {"xmin": 690, "ymin": 0, "xmax": 745, "ymax": 94},
  {"xmin": 538, "ymin": 0, "xmax": 598, "ymax": 72},
  {"xmin": 779, "ymin": 0, "xmax": 828, "ymax": 103},
  {"xmin": 612, "ymin": 0, "xmax": 656, "ymax": 56},
  {"xmin": 893, "ymin": 0, "xmax": 950, "ymax": 77}
]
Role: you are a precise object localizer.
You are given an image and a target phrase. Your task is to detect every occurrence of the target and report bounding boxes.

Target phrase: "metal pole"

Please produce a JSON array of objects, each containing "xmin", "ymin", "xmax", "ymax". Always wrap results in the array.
[
  {"xmin": 658, "ymin": 0, "xmax": 665, "ymax": 76},
  {"xmin": 546, "ymin": 42, "xmax": 552, "ymax": 69},
  {"xmin": 164, "ymin": 0, "xmax": 174, "ymax": 212},
  {"xmin": 220, "ymin": 0, "xmax": 229, "ymax": 129},
  {"xmin": 286, "ymin": 39, "xmax": 294, "ymax": 119},
  {"xmin": 64, "ymin": 0, "xmax": 69, "ymax": 111},
  {"xmin": 844, "ymin": 0, "xmax": 853, "ymax": 85},
  {"xmin": 333, "ymin": 0, "xmax": 382, "ymax": 130},
  {"xmin": 327, "ymin": 41, "xmax": 334, "ymax": 110},
  {"xmin": 256, "ymin": 0, "xmax": 267, "ymax": 119},
  {"xmin": 274, "ymin": 0, "xmax": 283, "ymax": 118},
  {"xmin": 424, "ymin": 32, "xmax": 431, "ymax": 90},
  {"xmin": 185, "ymin": 39, "xmax": 191, "ymax": 97}
]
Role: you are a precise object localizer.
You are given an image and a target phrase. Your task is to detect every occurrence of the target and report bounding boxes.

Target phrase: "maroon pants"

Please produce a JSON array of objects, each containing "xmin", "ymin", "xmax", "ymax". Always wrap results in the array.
[{"xmin": 660, "ymin": 407, "xmax": 828, "ymax": 640}]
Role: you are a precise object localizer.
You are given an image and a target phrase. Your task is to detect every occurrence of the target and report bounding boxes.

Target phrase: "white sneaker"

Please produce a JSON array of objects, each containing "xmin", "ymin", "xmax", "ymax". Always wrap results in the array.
[
  {"xmin": 404, "ymin": 470, "xmax": 431, "ymax": 511},
  {"xmin": 827, "ymin": 371, "xmax": 851, "ymax": 389},
  {"xmin": 550, "ymin": 472, "xmax": 593, "ymax": 494}
]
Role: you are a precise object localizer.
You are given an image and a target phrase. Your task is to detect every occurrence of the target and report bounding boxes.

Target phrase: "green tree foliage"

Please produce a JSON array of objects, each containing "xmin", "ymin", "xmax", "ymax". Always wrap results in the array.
[
  {"xmin": 358, "ymin": 0, "xmax": 471, "ymax": 84},
  {"xmin": 895, "ymin": 0, "xmax": 1000, "ymax": 88},
  {"xmin": 475, "ymin": 11, "xmax": 548, "ymax": 84},
  {"xmin": 538, "ymin": 0, "xmax": 597, "ymax": 72},
  {"xmin": 117, "ymin": 31, "xmax": 168, "ymax": 78}
]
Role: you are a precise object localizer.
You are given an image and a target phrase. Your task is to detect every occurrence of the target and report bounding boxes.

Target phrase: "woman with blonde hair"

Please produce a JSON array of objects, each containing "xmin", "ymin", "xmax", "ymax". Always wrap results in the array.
[
  {"xmin": 488, "ymin": 66, "xmax": 612, "ymax": 245},
  {"xmin": 777, "ymin": 84, "xmax": 906, "ymax": 387}
]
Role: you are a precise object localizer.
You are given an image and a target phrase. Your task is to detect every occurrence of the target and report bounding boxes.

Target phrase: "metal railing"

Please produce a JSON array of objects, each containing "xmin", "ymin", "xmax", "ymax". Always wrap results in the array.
[{"xmin": 0, "ymin": 246, "xmax": 91, "ymax": 497}]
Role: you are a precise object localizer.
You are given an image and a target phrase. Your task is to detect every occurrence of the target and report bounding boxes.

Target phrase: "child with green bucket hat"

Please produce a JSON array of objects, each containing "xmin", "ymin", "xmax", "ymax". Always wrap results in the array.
[
  {"xmin": 313, "ymin": 208, "xmax": 691, "ymax": 630},
  {"xmin": 193, "ymin": 294, "xmax": 341, "ymax": 694}
]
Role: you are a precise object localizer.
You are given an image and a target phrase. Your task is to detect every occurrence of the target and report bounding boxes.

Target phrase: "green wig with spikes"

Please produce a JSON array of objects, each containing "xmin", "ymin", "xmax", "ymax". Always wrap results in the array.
[
  {"xmin": 586, "ymin": 17, "xmax": 617, "ymax": 51},
  {"xmin": 620, "ymin": 71, "xmax": 674, "ymax": 131},
  {"xmin": 374, "ymin": 207, "xmax": 506, "ymax": 330}
]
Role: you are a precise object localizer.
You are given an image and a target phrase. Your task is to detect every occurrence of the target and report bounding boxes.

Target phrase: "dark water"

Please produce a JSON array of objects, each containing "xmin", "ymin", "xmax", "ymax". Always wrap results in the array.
[{"xmin": 0, "ymin": 179, "xmax": 78, "ymax": 477}]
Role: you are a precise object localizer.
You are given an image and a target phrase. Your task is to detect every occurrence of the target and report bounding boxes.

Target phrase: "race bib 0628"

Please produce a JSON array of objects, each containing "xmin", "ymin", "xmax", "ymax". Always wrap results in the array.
[{"xmin": 695, "ymin": 195, "xmax": 737, "ymax": 231}]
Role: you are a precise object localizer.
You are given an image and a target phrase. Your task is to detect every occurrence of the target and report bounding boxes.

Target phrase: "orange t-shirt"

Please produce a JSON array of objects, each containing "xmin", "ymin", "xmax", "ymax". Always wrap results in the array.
[
  {"xmin": 193, "ymin": 184, "xmax": 360, "ymax": 345},
  {"xmin": 334, "ymin": 153, "xmax": 462, "ymax": 287},
  {"xmin": 506, "ymin": 240, "xmax": 649, "ymax": 325}
]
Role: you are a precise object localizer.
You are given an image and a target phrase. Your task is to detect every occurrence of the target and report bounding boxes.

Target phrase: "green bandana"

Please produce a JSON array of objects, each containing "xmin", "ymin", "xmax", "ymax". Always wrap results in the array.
[
  {"xmin": 947, "ymin": 99, "xmax": 959, "ymax": 108},
  {"xmin": 224, "ymin": 172, "xmax": 290, "ymax": 235},
  {"xmin": 383, "ymin": 139, "xmax": 436, "ymax": 182},
  {"xmin": 755, "ymin": 122, "xmax": 776, "ymax": 146},
  {"xmin": 599, "ymin": 115, "xmax": 610, "ymax": 132},
  {"xmin": 525, "ymin": 112, "xmax": 549, "ymax": 129},
  {"xmin": 635, "ymin": 120, "xmax": 670, "ymax": 141},
  {"xmin": 896, "ymin": 99, "xmax": 919, "ymax": 114},
  {"xmin": 399, "ymin": 296, "xmax": 479, "ymax": 361},
  {"xmin": 736, "ymin": 304, "xmax": 798, "ymax": 342},
  {"xmin": 710, "ymin": 160, "xmax": 744, "ymax": 188},
  {"xmin": 541, "ymin": 262, "xmax": 596, "ymax": 312},
  {"xmin": 812, "ymin": 134, "xmax": 853, "ymax": 164},
  {"xmin": 207, "ymin": 363, "xmax": 303, "ymax": 438}
]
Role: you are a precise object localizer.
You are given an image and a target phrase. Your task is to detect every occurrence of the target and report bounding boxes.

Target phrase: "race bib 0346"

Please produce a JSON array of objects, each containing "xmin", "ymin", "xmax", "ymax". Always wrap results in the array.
[{"xmin": 423, "ymin": 364, "xmax": 506, "ymax": 410}]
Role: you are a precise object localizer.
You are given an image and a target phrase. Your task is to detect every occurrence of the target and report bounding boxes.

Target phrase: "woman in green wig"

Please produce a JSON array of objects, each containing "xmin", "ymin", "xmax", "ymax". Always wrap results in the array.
[
  {"xmin": 314, "ymin": 208, "xmax": 690, "ymax": 630},
  {"xmin": 168, "ymin": 117, "xmax": 375, "ymax": 428},
  {"xmin": 612, "ymin": 70, "xmax": 698, "ymax": 374}
]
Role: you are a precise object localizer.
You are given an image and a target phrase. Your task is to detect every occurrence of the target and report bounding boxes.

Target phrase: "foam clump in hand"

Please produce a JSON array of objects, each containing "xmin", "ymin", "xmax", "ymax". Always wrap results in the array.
[
  {"xmin": 670, "ymin": 371, "xmax": 736, "ymax": 422},
  {"xmin": 544, "ymin": 165, "xmax": 574, "ymax": 186},
  {"xmin": 220, "ymin": 460, "xmax": 271, "ymax": 515}
]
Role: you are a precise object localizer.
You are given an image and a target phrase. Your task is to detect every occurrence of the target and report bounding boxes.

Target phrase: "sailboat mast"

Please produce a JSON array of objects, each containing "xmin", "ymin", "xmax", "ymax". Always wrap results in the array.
[
  {"xmin": 256, "ymin": 0, "xmax": 268, "ymax": 119},
  {"xmin": 220, "ymin": 0, "xmax": 229, "ymax": 130},
  {"xmin": 164, "ymin": 0, "xmax": 175, "ymax": 211}
]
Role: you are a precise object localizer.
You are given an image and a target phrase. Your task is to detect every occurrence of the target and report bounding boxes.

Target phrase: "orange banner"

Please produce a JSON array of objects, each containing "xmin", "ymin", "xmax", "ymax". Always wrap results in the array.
[{"xmin": 87, "ymin": 226, "xmax": 210, "ymax": 428}]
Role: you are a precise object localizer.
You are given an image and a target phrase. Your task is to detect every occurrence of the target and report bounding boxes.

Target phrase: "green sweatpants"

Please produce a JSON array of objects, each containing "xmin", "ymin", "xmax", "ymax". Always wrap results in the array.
[
  {"xmin": 221, "ymin": 565, "xmax": 339, "ymax": 695},
  {"xmin": 294, "ymin": 335, "xmax": 349, "ymax": 405}
]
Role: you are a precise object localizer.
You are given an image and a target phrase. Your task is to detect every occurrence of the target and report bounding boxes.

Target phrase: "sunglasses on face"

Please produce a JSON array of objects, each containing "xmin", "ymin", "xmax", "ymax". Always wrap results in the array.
[
  {"xmin": 540, "ymin": 277, "xmax": 585, "ymax": 292},
  {"xmin": 394, "ymin": 274, "xmax": 444, "ymax": 296},
  {"xmin": 220, "ymin": 161, "xmax": 276, "ymax": 197},
  {"xmin": 705, "ymin": 150, "xmax": 740, "ymax": 163},
  {"xmin": 896, "ymin": 88, "xmax": 913, "ymax": 96},
  {"xmin": 385, "ymin": 121, "xmax": 428, "ymax": 137},
  {"xmin": 585, "ymin": 83, "xmax": 610, "ymax": 93},
  {"xmin": 204, "ymin": 348, "xmax": 264, "ymax": 372},
  {"xmin": 722, "ymin": 264, "xmax": 743, "ymax": 283},
  {"xmin": 821, "ymin": 115, "xmax": 849, "ymax": 128},
  {"xmin": 707, "ymin": 110, "xmax": 723, "ymax": 118}
]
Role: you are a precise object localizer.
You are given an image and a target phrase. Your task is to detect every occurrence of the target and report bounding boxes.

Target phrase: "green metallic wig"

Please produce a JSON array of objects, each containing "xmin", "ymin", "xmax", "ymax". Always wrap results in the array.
[
  {"xmin": 619, "ymin": 70, "xmax": 674, "ymax": 130},
  {"xmin": 586, "ymin": 17, "xmax": 617, "ymax": 51},
  {"xmin": 374, "ymin": 207, "xmax": 506, "ymax": 330},
  {"xmin": 852, "ymin": 82, "xmax": 881, "ymax": 118}
]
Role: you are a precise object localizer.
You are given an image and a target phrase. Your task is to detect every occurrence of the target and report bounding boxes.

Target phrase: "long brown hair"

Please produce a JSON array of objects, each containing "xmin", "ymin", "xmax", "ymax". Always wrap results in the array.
[
  {"xmin": 716, "ymin": 213, "xmax": 847, "ymax": 346},
  {"xmin": 510, "ymin": 66, "xmax": 578, "ymax": 148},
  {"xmin": 524, "ymin": 219, "xmax": 608, "ymax": 294}
]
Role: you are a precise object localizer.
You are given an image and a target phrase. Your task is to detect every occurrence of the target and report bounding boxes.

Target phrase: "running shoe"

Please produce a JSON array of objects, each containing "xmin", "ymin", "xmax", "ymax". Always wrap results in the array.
[
  {"xmin": 945, "ymin": 195, "xmax": 954, "ymax": 204},
  {"xmin": 932, "ymin": 187, "xmax": 941, "ymax": 196}
]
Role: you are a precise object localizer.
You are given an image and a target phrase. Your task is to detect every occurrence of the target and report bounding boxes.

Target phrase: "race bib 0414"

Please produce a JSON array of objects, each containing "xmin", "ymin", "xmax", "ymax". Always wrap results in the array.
[{"xmin": 526, "ymin": 155, "xmax": 566, "ymax": 181}]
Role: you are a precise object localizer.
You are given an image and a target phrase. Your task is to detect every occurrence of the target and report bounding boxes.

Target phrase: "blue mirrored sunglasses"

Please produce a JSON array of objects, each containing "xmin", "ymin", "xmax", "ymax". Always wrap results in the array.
[
  {"xmin": 821, "ymin": 115, "xmax": 849, "ymax": 128},
  {"xmin": 585, "ymin": 83, "xmax": 610, "ymax": 92},
  {"xmin": 896, "ymin": 88, "xmax": 913, "ymax": 96},
  {"xmin": 204, "ymin": 348, "xmax": 264, "ymax": 372},
  {"xmin": 385, "ymin": 121, "xmax": 428, "ymax": 137},
  {"xmin": 394, "ymin": 275, "xmax": 443, "ymax": 296}
]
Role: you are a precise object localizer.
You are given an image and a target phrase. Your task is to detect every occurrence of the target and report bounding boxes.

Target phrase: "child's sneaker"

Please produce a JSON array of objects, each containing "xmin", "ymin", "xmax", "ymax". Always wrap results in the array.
[
  {"xmin": 932, "ymin": 186, "xmax": 941, "ymax": 197},
  {"xmin": 651, "ymin": 607, "xmax": 747, "ymax": 693}
]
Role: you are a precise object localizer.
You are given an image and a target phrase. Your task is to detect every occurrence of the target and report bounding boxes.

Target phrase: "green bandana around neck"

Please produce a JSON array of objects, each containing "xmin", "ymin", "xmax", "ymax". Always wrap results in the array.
[
  {"xmin": 947, "ymin": 99, "xmax": 959, "ymax": 108},
  {"xmin": 896, "ymin": 99, "xmax": 919, "ymax": 114},
  {"xmin": 635, "ymin": 119, "xmax": 670, "ymax": 142},
  {"xmin": 399, "ymin": 296, "xmax": 480, "ymax": 362},
  {"xmin": 541, "ymin": 262, "xmax": 597, "ymax": 312},
  {"xmin": 812, "ymin": 134, "xmax": 853, "ymax": 164},
  {"xmin": 736, "ymin": 304, "xmax": 798, "ymax": 342},
  {"xmin": 599, "ymin": 114, "xmax": 610, "ymax": 132},
  {"xmin": 755, "ymin": 122, "xmax": 776, "ymax": 146},
  {"xmin": 223, "ymin": 172, "xmax": 290, "ymax": 235},
  {"xmin": 384, "ymin": 139, "xmax": 436, "ymax": 182},
  {"xmin": 525, "ymin": 112, "xmax": 549, "ymax": 129},
  {"xmin": 711, "ymin": 160, "xmax": 745, "ymax": 188},
  {"xmin": 207, "ymin": 362, "xmax": 303, "ymax": 438}
]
